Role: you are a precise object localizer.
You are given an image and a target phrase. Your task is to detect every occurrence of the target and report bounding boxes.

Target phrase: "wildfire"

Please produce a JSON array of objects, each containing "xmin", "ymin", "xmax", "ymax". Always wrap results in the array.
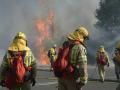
[
  {"xmin": 35, "ymin": 11, "xmax": 55, "ymax": 65},
  {"xmin": 37, "ymin": 47, "xmax": 50, "ymax": 65},
  {"xmin": 36, "ymin": 20, "xmax": 50, "ymax": 39}
]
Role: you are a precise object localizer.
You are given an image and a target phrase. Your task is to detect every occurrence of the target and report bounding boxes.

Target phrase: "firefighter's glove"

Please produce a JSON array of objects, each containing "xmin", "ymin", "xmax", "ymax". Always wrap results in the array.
[
  {"xmin": 0, "ymin": 80, "xmax": 5, "ymax": 87},
  {"xmin": 31, "ymin": 78, "xmax": 36, "ymax": 86}
]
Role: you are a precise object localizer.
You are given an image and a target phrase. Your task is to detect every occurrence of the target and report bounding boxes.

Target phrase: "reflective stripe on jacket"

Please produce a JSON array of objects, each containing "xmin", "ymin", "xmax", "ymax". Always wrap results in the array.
[
  {"xmin": 69, "ymin": 44, "xmax": 87, "ymax": 66},
  {"xmin": 69, "ymin": 44, "xmax": 88, "ymax": 84},
  {"xmin": 49, "ymin": 48, "xmax": 57, "ymax": 61}
]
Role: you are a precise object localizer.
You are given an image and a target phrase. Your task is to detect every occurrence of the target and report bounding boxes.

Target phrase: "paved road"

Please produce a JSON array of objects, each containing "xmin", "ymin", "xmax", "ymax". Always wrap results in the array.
[{"xmin": 0, "ymin": 65, "xmax": 119, "ymax": 90}]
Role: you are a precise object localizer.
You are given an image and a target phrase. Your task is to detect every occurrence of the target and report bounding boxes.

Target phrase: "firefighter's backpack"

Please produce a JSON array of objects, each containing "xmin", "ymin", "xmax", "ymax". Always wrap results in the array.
[
  {"xmin": 98, "ymin": 52, "xmax": 107, "ymax": 65},
  {"xmin": 5, "ymin": 50, "xmax": 27, "ymax": 89},
  {"xmin": 53, "ymin": 41, "xmax": 74, "ymax": 78}
]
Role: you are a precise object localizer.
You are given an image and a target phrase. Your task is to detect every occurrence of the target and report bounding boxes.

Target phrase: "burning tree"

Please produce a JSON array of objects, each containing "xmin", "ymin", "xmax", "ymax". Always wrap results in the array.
[{"xmin": 35, "ymin": 11, "xmax": 55, "ymax": 65}]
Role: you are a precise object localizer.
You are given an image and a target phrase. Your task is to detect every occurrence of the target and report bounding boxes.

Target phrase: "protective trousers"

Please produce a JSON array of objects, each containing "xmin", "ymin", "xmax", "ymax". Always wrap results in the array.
[
  {"xmin": 98, "ymin": 64, "xmax": 105, "ymax": 82},
  {"xmin": 58, "ymin": 79, "xmax": 83, "ymax": 90},
  {"xmin": 115, "ymin": 63, "xmax": 120, "ymax": 80},
  {"xmin": 9, "ymin": 81, "xmax": 31, "ymax": 90}
]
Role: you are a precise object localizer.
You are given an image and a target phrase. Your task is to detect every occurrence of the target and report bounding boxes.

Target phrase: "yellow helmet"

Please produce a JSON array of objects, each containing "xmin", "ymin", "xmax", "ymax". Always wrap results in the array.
[
  {"xmin": 8, "ymin": 32, "xmax": 29, "ymax": 51},
  {"xmin": 67, "ymin": 26, "xmax": 89, "ymax": 43},
  {"xmin": 15, "ymin": 32, "xmax": 27, "ymax": 41},
  {"xmin": 99, "ymin": 45, "xmax": 105, "ymax": 52},
  {"xmin": 116, "ymin": 41, "xmax": 120, "ymax": 49},
  {"xmin": 67, "ymin": 30, "xmax": 84, "ymax": 42},
  {"xmin": 76, "ymin": 26, "xmax": 89, "ymax": 39}
]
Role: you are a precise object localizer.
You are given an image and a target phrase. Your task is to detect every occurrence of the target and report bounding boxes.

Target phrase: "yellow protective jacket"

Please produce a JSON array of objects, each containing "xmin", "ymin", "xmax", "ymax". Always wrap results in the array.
[
  {"xmin": 0, "ymin": 38, "xmax": 36, "ymax": 81},
  {"xmin": 49, "ymin": 47, "xmax": 57, "ymax": 61},
  {"xmin": 113, "ymin": 54, "xmax": 120, "ymax": 65},
  {"xmin": 69, "ymin": 43, "xmax": 88, "ymax": 84},
  {"xmin": 67, "ymin": 29, "xmax": 88, "ymax": 84}
]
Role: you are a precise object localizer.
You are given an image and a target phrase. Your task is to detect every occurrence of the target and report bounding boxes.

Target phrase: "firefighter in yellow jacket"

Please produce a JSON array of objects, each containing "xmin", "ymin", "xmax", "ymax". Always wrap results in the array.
[
  {"xmin": 48, "ymin": 44, "xmax": 57, "ymax": 70},
  {"xmin": 96, "ymin": 45, "xmax": 110, "ymax": 82},
  {"xmin": 58, "ymin": 26, "xmax": 89, "ymax": 90},
  {"xmin": 0, "ymin": 32, "xmax": 36, "ymax": 90},
  {"xmin": 115, "ymin": 42, "xmax": 120, "ymax": 90}
]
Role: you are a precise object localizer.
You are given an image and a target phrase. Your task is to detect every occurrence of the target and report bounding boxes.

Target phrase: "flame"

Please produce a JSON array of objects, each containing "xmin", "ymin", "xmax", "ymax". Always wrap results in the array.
[
  {"xmin": 37, "ymin": 47, "xmax": 50, "ymax": 65},
  {"xmin": 47, "ymin": 11, "xmax": 55, "ymax": 38},
  {"xmin": 36, "ymin": 20, "xmax": 46, "ymax": 32},
  {"xmin": 36, "ymin": 20, "xmax": 50, "ymax": 38},
  {"xmin": 35, "ymin": 11, "xmax": 55, "ymax": 65}
]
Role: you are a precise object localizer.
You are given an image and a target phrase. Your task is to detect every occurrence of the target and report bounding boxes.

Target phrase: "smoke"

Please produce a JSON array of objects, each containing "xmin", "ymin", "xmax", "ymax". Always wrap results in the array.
[{"xmin": 2, "ymin": 0, "xmax": 116, "ymax": 65}]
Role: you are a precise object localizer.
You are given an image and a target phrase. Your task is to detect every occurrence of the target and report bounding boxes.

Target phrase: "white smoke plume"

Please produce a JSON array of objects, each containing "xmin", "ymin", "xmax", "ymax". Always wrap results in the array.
[{"xmin": 2, "ymin": 0, "xmax": 118, "ymax": 64}]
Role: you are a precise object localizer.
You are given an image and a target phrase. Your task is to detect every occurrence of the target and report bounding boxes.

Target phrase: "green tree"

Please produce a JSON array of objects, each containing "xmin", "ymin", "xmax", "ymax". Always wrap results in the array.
[{"xmin": 95, "ymin": 0, "xmax": 120, "ymax": 31}]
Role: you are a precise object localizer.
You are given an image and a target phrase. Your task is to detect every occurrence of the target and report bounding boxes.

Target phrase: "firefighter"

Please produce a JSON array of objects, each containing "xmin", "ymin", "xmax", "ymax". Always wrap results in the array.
[
  {"xmin": 48, "ymin": 44, "xmax": 57, "ymax": 71},
  {"xmin": 113, "ymin": 41, "xmax": 120, "ymax": 81},
  {"xmin": 116, "ymin": 52, "xmax": 120, "ymax": 90},
  {"xmin": 0, "ymin": 32, "xmax": 36, "ymax": 90},
  {"xmin": 58, "ymin": 26, "xmax": 89, "ymax": 90},
  {"xmin": 96, "ymin": 45, "xmax": 110, "ymax": 82}
]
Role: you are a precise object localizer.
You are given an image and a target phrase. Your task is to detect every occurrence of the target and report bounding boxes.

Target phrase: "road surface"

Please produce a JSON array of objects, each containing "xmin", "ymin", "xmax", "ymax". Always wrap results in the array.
[{"xmin": 0, "ymin": 65, "xmax": 119, "ymax": 90}]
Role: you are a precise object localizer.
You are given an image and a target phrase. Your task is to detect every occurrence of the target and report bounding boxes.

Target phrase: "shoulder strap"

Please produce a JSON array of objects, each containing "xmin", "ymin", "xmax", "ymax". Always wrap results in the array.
[{"xmin": 8, "ymin": 50, "xmax": 26, "ymax": 62}]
